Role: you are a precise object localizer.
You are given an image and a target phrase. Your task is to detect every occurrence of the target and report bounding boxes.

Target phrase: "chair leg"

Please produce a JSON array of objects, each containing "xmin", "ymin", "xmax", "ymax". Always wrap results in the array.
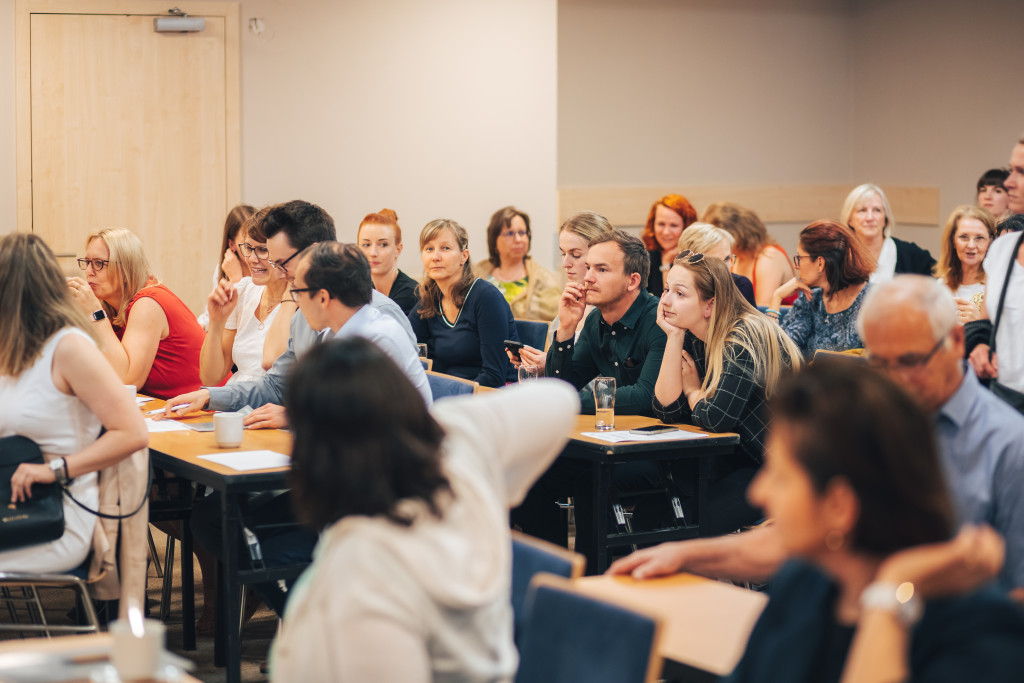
[
  {"xmin": 25, "ymin": 586, "xmax": 52, "ymax": 638},
  {"xmin": 160, "ymin": 534, "xmax": 176, "ymax": 621},
  {"xmin": 149, "ymin": 527, "xmax": 163, "ymax": 578}
]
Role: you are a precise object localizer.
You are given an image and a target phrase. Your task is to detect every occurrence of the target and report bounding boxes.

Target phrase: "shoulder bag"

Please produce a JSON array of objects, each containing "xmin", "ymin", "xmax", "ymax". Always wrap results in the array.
[{"xmin": 0, "ymin": 436, "xmax": 64, "ymax": 552}]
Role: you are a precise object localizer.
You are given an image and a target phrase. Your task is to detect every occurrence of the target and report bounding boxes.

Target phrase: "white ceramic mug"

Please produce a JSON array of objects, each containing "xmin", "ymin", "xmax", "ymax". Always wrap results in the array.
[
  {"xmin": 214, "ymin": 411, "xmax": 244, "ymax": 448},
  {"xmin": 110, "ymin": 618, "xmax": 165, "ymax": 681}
]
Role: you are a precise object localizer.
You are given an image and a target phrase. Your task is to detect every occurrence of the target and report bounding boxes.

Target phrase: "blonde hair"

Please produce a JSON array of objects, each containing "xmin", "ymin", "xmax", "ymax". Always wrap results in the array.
[
  {"xmin": 841, "ymin": 184, "xmax": 896, "ymax": 238},
  {"xmin": 676, "ymin": 222, "xmax": 734, "ymax": 255},
  {"xmin": 935, "ymin": 204, "xmax": 997, "ymax": 291},
  {"xmin": 86, "ymin": 228, "xmax": 156, "ymax": 326},
  {"xmin": 415, "ymin": 219, "xmax": 474, "ymax": 320},
  {"xmin": 671, "ymin": 256, "xmax": 802, "ymax": 400},
  {"xmin": 0, "ymin": 233, "xmax": 94, "ymax": 377},
  {"xmin": 559, "ymin": 211, "xmax": 614, "ymax": 244}
]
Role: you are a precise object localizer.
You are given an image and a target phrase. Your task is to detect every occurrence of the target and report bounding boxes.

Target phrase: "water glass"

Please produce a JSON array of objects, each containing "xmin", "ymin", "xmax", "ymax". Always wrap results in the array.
[
  {"xmin": 518, "ymin": 365, "xmax": 541, "ymax": 382},
  {"xmin": 593, "ymin": 377, "xmax": 616, "ymax": 431}
]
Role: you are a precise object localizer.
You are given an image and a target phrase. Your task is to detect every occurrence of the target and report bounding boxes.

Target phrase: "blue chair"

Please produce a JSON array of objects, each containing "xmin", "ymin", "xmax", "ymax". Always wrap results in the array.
[
  {"xmin": 426, "ymin": 371, "xmax": 478, "ymax": 399},
  {"xmin": 514, "ymin": 319, "xmax": 550, "ymax": 351},
  {"xmin": 510, "ymin": 531, "xmax": 585, "ymax": 650},
  {"xmin": 515, "ymin": 574, "xmax": 663, "ymax": 683}
]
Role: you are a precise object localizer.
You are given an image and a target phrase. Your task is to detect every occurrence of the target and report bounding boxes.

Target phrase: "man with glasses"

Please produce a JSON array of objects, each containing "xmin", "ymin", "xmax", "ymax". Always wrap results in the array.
[
  {"xmin": 609, "ymin": 275, "xmax": 1024, "ymax": 598},
  {"xmin": 163, "ymin": 200, "xmax": 416, "ymax": 428}
]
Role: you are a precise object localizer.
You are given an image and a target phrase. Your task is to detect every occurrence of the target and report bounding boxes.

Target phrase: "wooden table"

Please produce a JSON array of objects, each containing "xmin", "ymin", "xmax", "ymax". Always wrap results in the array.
[
  {"xmin": 574, "ymin": 573, "xmax": 766, "ymax": 682},
  {"xmin": 0, "ymin": 632, "xmax": 203, "ymax": 682},
  {"xmin": 144, "ymin": 400, "xmax": 294, "ymax": 683},
  {"xmin": 562, "ymin": 415, "xmax": 740, "ymax": 573}
]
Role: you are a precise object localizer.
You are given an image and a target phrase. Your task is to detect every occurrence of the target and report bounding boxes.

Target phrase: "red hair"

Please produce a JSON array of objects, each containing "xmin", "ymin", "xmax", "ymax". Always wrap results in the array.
[
  {"xmin": 799, "ymin": 220, "xmax": 873, "ymax": 294},
  {"xmin": 642, "ymin": 194, "xmax": 698, "ymax": 252},
  {"xmin": 358, "ymin": 208, "xmax": 402, "ymax": 245}
]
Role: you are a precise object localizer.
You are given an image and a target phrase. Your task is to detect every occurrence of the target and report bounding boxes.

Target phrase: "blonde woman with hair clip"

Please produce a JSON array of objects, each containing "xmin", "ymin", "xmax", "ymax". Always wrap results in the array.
[
  {"xmin": 653, "ymin": 251, "xmax": 803, "ymax": 533},
  {"xmin": 67, "ymin": 228, "xmax": 206, "ymax": 399},
  {"xmin": 677, "ymin": 222, "xmax": 757, "ymax": 307}
]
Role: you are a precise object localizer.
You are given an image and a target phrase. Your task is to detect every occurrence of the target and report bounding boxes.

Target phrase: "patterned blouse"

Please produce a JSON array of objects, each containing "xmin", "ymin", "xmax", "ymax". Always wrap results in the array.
[{"xmin": 781, "ymin": 286, "xmax": 869, "ymax": 360}]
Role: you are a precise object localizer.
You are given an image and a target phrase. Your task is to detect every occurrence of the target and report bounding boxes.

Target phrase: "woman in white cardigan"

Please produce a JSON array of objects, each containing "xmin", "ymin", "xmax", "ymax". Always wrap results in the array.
[{"xmin": 270, "ymin": 337, "xmax": 577, "ymax": 682}]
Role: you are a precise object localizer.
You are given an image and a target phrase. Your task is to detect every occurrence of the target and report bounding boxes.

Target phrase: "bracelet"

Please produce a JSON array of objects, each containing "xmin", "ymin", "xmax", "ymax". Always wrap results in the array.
[{"xmin": 764, "ymin": 308, "xmax": 780, "ymax": 316}]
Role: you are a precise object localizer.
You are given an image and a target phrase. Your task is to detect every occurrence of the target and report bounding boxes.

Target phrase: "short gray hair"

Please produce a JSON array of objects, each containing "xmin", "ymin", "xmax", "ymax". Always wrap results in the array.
[{"xmin": 857, "ymin": 275, "xmax": 958, "ymax": 342}]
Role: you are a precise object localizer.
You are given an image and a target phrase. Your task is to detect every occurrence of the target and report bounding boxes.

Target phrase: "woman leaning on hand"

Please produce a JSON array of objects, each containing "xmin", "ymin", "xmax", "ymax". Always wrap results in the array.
[
  {"xmin": 0, "ymin": 233, "xmax": 147, "ymax": 572},
  {"xmin": 654, "ymin": 251, "xmax": 802, "ymax": 534},
  {"xmin": 723, "ymin": 361, "xmax": 1024, "ymax": 683},
  {"xmin": 67, "ymin": 228, "xmax": 206, "ymax": 400}
]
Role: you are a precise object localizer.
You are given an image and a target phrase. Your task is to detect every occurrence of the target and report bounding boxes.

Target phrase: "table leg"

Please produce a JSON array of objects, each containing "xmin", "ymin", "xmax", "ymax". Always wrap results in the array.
[
  {"xmin": 592, "ymin": 460, "xmax": 611, "ymax": 573},
  {"xmin": 695, "ymin": 455, "xmax": 711, "ymax": 533},
  {"xmin": 181, "ymin": 518, "xmax": 195, "ymax": 651},
  {"xmin": 215, "ymin": 492, "xmax": 243, "ymax": 683}
]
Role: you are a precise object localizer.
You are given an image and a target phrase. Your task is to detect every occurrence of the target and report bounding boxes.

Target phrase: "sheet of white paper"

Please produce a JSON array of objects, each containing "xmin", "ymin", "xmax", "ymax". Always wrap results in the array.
[
  {"xmin": 580, "ymin": 430, "xmax": 710, "ymax": 443},
  {"xmin": 145, "ymin": 418, "xmax": 192, "ymax": 433},
  {"xmin": 136, "ymin": 396, "xmax": 154, "ymax": 405},
  {"xmin": 197, "ymin": 450, "xmax": 291, "ymax": 471}
]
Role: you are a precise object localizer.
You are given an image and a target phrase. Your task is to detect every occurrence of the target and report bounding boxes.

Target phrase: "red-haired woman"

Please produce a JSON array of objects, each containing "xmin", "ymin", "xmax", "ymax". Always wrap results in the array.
[
  {"xmin": 768, "ymin": 220, "xmax": 873, "ymax": 359},
  {"xmin": 643, "ymin": 194, "xmax": 698, "ymax": 296},
  {"xmin": 357, "ymin": 209, "xmax": 419, "ymax": 315}
]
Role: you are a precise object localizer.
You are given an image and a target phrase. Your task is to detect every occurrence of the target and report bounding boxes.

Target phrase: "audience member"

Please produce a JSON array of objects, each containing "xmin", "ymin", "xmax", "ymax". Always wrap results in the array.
[
  {"xmin": 192, "ymin": 243, "xmax": 431, "ymax": 618},
  {"xmin": 612, "ymin": 276, "xmax": 1024, "ymax": 600},
  {"xmin": 702, "ymin": 201, "xmax": 796, "ymax": 306},
  {"xmin": 163, "ymin": 200, "xmax": 416, "ymax": 427},
  {"xmin": 0, "ymin": 233, "xmax": 148, "ymax": 572},
  {"xmin": 997, "ymin": 213, "xmax": 1024, "ymax": 237},
  {"xmin": 199, "ymin": 209, "xmax": 290, "ymax": 385},
  {"xmin": 67, "ymin": 228, "xmax": 205, "ymax": 400},
  {"xmin": 509, "ymin": 211, "xmax": 614, "ymax": 373},
  {"xmin": 770, "ymin": 220, "xmax": 872, "ymax": 359},
  {"xmin": 675, "ymin": 222, "xmax": 757, "ymax": 307},
  {"xmin": 653, "ymin": 251, "xmax": 802, "ymax": 534},
  {"xmin": 968, "ymin": 137, "xmax": 1024, "ymax": 414},
  {"xmin": 198, "ymin": 205, "xmax": 256, "ymax": 329},
  {"xmin": 474, "ymin": 206, "xmax": 561, "ymax": 321},
  {"xmin": 723, "ymin": 362, "xmax": 1024, "ymax": 683},
  {"xmin": 642, "ymin": 194, "xmax": 698, "ymax": 296},
  {"xmin": 841, "ymin": 183, "xmax": 935, "ymax": 281},
  {"xmin": 411, "ymin": 219, "xmax": 518, "ymax": 387},
  {"xmin": 357, "ymin": 208, "xmax": 419, "ymax": 315},
  {"xmin": 935, "ymin": 204, "xmax": 996, "ymax": 324},
  {"xmin": 977, "ymin": 167, "xmax": 1011, "ymax": 221},
  {"xmin": 269, "ymin": 339, "xmax": 576, "ymax": 681}
]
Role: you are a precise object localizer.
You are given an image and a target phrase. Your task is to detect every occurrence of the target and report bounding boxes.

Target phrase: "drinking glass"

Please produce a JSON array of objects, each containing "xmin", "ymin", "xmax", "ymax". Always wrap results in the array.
[{"xmin": 593, "ymin": 377, "xmax": 616, "ymax": 431}]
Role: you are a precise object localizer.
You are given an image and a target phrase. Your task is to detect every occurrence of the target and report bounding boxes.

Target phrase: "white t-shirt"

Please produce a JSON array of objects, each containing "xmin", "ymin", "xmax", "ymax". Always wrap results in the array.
[
  {"xmin": 868, "ymin": 236, "xmax": 898, "ymax": 284},
  {"xmin": 953, "ymin": 281, "xmax": 986, "ymax": 304},
  {"xmin": 985, "ymin": 233, "xmax": 1024, "ymax": 392},
  {"xmin": 224, "ymin": 277, "xmax": 280, "ymax": 384}
]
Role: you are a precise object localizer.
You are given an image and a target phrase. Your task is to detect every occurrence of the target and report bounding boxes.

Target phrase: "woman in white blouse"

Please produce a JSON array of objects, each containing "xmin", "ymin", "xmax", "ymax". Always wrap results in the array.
[{"xmin": 935, "ymin": 205, "xmax": 996, "ymax": 324}]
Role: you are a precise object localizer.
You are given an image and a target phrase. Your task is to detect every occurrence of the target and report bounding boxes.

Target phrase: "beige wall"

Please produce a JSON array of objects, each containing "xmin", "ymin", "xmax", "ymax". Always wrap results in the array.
[{"xmin": 0, "ymin": 0, "xmax": 15, "ymax": 234}]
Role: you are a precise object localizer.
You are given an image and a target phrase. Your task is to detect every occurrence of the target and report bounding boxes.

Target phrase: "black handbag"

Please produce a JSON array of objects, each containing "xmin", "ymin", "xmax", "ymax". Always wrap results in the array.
[
  {"xmin": 0, "ymin": 436, "xmax": 65, "ymax": 552},
  {"xmin": 988, "ymin": 230, "xmax": 1024, "ymax": 415}
]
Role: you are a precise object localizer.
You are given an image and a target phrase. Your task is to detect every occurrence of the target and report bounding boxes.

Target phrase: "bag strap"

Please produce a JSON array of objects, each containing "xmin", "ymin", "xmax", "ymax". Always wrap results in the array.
[
  {"xmin": 60, "ymin": 457, "xmax": 152, "ymax": 521},
  {"xmin": 990, "ymin": 230, "xmax": 1024, "ymax": 354}
]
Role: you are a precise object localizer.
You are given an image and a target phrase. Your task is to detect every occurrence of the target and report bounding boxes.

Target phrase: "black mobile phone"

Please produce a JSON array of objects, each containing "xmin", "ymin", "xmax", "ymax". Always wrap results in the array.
[
  {"xmin": 628, "ymin": 425, "xmax": 678, "ymax": 435},
  {"xmin": 505, "ymin": 339, "xmax": 524, "ymax": 360}
]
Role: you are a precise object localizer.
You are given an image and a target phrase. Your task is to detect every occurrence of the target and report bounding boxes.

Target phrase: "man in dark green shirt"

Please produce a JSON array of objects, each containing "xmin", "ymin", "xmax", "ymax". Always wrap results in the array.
[{"xmin": 545, "ymin": 229, "xmax": 667, "ymax": 415}]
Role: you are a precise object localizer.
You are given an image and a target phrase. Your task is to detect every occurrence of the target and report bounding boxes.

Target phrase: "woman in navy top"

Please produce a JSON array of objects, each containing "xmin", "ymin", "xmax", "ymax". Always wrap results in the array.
[{"xmin": 409, "ymin": 219, "xmax": 518, "ymax": 387}]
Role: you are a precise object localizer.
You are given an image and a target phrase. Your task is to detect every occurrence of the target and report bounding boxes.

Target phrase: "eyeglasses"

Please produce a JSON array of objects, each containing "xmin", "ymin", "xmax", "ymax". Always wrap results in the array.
[
  {"xmin": 675, "ymin": 250, "xmax": 705, "ymax": 264},
  {"xmin": 77, "ymin": 258, "xmax": 111, "ymax": 272},
  {"xmin": 288, "ymin": 287, "xmax": 319, "ymax": 302},
  {"xmin": 723, "ymin": 254, "xmax": 736, "ymax": 266},
  {"xmin": 792, "ymin": 254, "xmax": 812, "ymax": 267},
  {"xmin": 500, "ymin": 229, "xmax": 529, "ymax": 240},
  {"xmin": 237, "ymin": 242, "xmax": 270, "ymax": 260},
  {"xmin": 267, "ymin": 249, "xmax": 302, "ymax": 276},
  {"xmin": 955, "ymin": 235, "xmax": 990, "ymax": 246},
  {"xmin": 866, "ymin": 331, "xmax": 951, "ymax": 372}
]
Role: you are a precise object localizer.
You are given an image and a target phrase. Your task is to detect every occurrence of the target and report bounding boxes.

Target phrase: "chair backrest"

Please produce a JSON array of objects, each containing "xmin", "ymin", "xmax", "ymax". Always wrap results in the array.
[
  {"xmin": 426, "ymin": 370, "xmax": 479, "ymax": 398},
  {"xmin": 515, "ymin": 574, "xmax": 663, "ymax": 683},
  {"xmin": 420, "ymin": 357, "xmax": 433, "ymax": 371},
  {"xmin": 511, "ymin": 532, "xmax": 585, "ymax": 649},
  {"xmin": 515, "ymin": 318, "xmax": 550, "ymax": 351}
]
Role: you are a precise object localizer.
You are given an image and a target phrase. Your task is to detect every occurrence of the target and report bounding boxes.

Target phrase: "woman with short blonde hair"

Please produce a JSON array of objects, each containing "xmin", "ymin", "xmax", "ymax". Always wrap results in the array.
[
  {"xmin": 841, "ymin": 183, "xmax": 935, "ymax": 282},
  {"xmin": 676, "ymin": 223, "xmax": 757, "ymax": 307}
]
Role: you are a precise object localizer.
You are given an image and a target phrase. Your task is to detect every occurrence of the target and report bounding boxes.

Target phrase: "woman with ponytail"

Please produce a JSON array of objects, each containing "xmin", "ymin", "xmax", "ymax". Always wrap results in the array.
[{"xmin": 768, "ymin": 220, "xmax": 873, "ymax": 358}]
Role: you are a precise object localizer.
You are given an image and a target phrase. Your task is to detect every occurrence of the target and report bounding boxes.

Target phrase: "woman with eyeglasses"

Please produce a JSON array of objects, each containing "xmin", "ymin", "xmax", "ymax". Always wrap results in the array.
[
  {"xmin": 654, "ymin": 250, "xmax": 802, "ymax": 533},
  {"xmin": 67, "ymin": 228, "xmax": 205, "ymax": 400},
  {"xmin": 357, "ymin": 208, "xmax": 420, "ymax": 315},
  {"xmin": 643, "ymin": 194, "xmax": 699, "ymax": 297},
  {"xmin": 473, "ymin": 206, "xmax": 561, "ymax": 321},
  {"xmin": 675, "ymin": 222, "xmax": 757, "ymax": 307},
  {"xmin": 199, "ymin": 207, "xmax": 291, "ymax": 386},
  {"xmin": 702, "ymin": 201, "xmax": 798, "ymax": 307},
  {"xmin": 768, "ymin": 220, "xmax": 873, "ymax": 359},
  {"xmin": 935, "ymin": 205, "xmax": 997, "ymax": 324}
]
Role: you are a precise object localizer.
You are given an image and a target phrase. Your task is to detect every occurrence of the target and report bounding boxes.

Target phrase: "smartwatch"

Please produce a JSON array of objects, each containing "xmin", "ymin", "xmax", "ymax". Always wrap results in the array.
[
  {"xmin": 861, "ymin": 581, "xmax": 923, "ymax": 627},
  {"xmin": 49, "ymin": 457, "xmax": 72, "ymax": 486},
  {"xmin": 91, "ymin": 309, "xmax": 107, "ymax": 322}
]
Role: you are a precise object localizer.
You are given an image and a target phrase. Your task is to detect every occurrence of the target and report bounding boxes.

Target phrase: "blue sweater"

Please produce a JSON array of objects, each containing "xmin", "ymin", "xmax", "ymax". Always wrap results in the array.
[{"xmin": 409, "ymin": 279, "xmax": 518, "ymax": 387}]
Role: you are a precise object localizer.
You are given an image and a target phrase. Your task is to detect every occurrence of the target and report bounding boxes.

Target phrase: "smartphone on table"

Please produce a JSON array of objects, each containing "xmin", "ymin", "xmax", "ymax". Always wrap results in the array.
[{"xmin": 628, "ymin": 424, "xmax": 678, "ymax": 436}]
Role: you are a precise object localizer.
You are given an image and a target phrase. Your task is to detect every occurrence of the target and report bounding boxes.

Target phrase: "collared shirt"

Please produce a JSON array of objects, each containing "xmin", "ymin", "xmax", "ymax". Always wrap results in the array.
[
  {"xmin": 545, "ymin": 291, "xmax": 666, "ymax": 416},
  {"xmin": 934, "ymin": 367, "xmax": 1024, "ymax": 589}
]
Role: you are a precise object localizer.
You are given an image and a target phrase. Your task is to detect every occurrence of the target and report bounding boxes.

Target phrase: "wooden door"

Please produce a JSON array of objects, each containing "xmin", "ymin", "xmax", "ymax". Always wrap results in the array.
[{"xmin": 16, "ymin": 1, "xmax": 240, "ymax": 312}]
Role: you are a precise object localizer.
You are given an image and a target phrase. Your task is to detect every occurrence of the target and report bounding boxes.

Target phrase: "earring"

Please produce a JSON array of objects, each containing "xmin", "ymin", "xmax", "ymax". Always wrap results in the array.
[{"xmin": 825, "ymin": 529, "xmax": 845, "ymax": 552}]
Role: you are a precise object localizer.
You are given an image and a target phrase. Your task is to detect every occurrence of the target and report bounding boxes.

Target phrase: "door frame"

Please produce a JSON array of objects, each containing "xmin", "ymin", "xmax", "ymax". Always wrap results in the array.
[{"xmin": 15, "ymin": 0, "xmax": 241, "ymax": 231}]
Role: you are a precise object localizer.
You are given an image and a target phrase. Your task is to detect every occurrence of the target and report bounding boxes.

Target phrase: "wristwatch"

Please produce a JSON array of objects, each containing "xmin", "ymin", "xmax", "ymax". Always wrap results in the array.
[
  {"xmin": 49, "ymin": 457, "xmax": 72, "ymax": 486},
  {"xmin": 861, "ymin": 581, "xmax": 923, "ymax": 627},
  {"xmin": 91, "ymin": 309, "xmax": 106, "ymax": 322}
]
